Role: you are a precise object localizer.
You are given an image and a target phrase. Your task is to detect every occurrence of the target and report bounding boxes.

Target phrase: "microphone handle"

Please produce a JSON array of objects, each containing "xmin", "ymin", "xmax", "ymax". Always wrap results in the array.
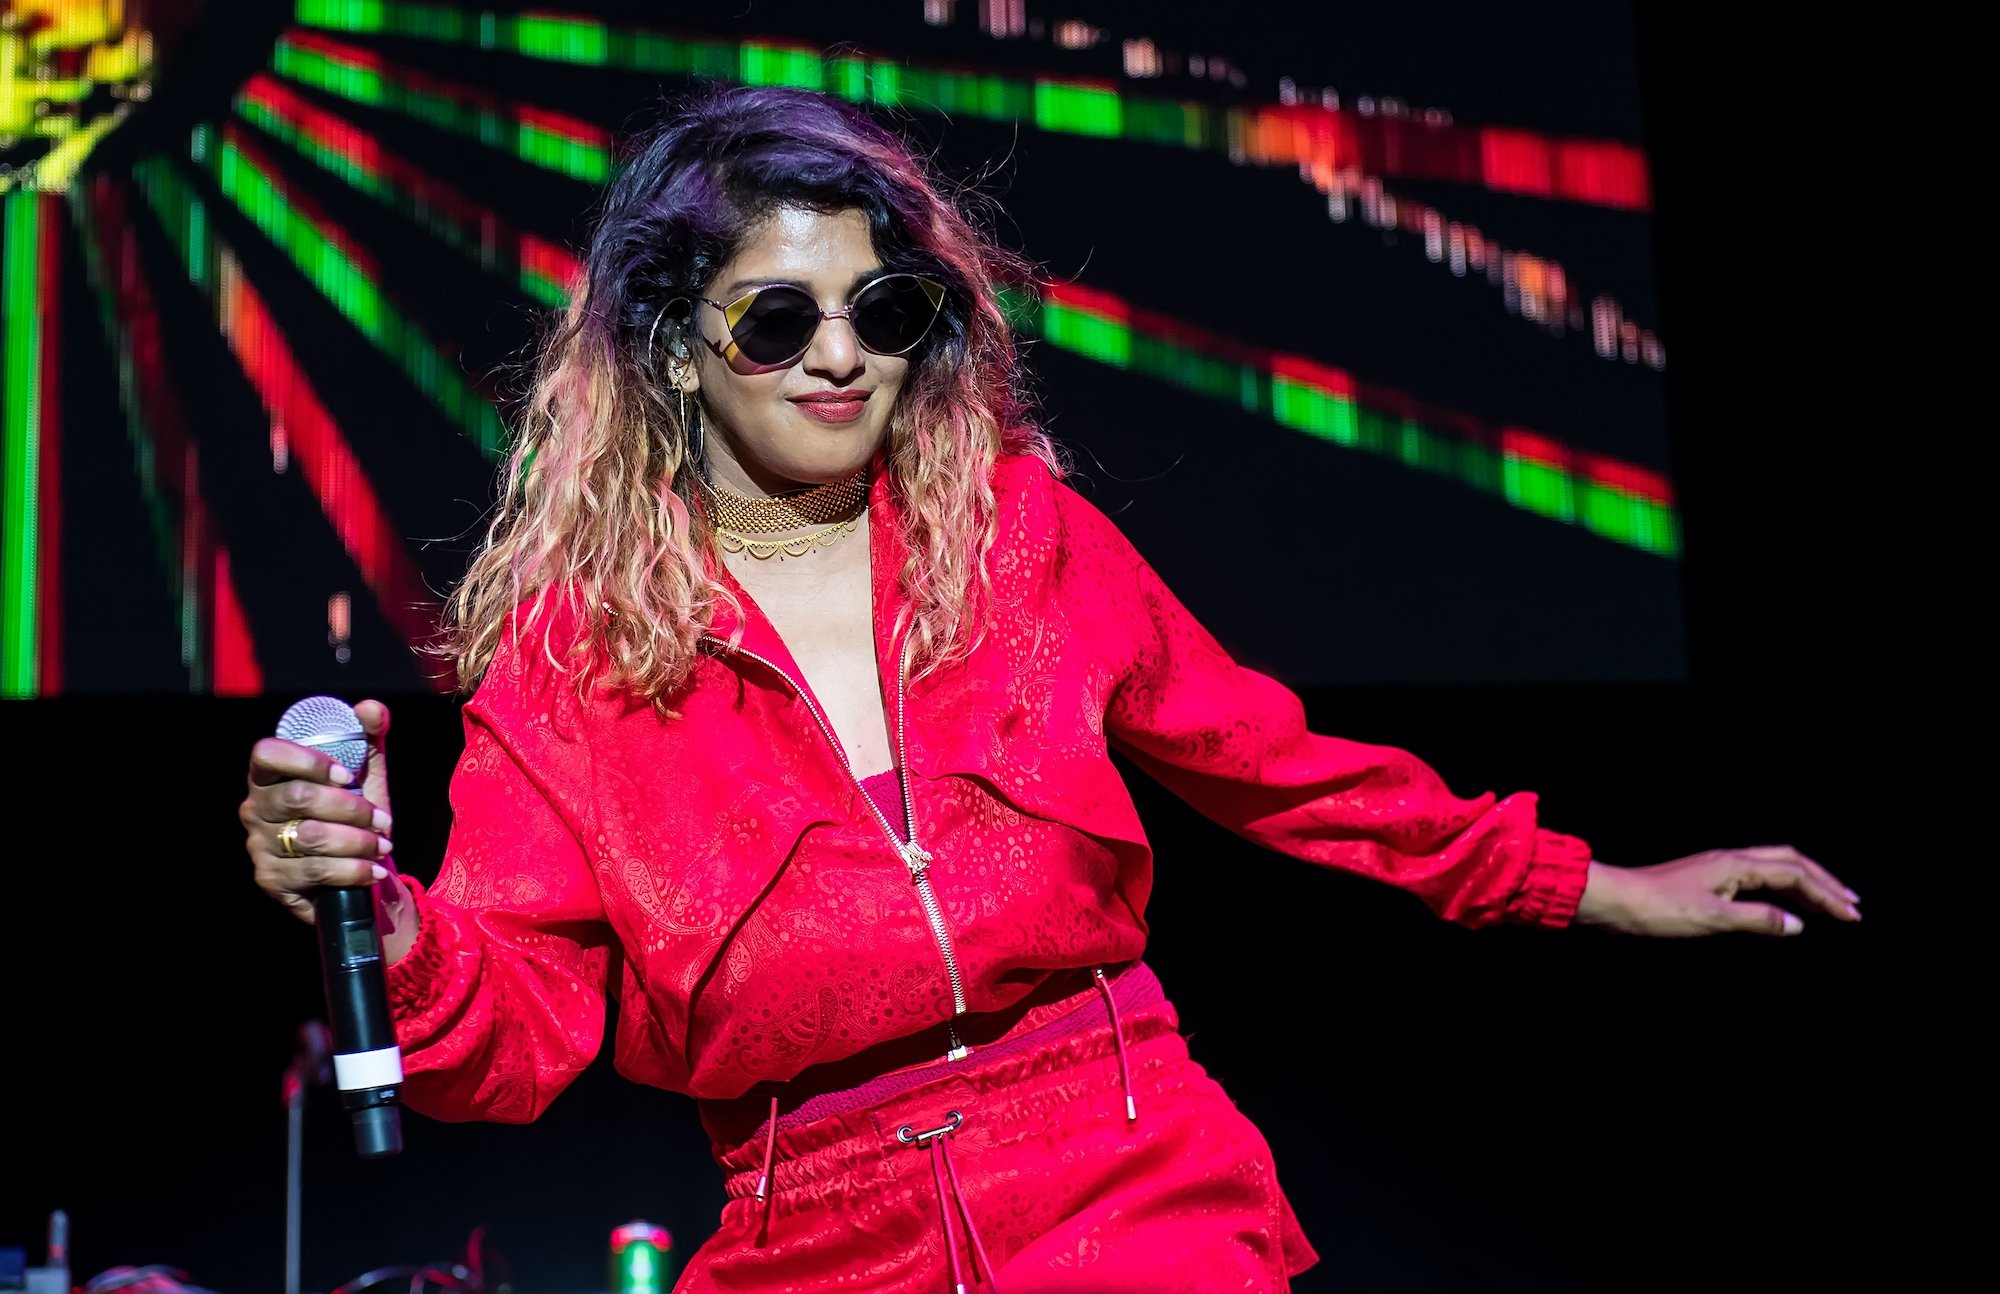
[{"xmin": 313, "ymin": 883, "xmax": 405, "ymax": 1158}]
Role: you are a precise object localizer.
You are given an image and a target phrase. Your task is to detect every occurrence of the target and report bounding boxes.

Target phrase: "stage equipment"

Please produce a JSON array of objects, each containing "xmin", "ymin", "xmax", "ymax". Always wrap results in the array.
[
  {"xmin": 281, "ymin": 1021, "xmax": 332, "ymax": 1294},
  {"xmin": 329, "ymin": 1228, "xmax": 511, "ymax": 1294},
  {"xmin": 610, "ymin": 1221, "xmax": 676, "ymax": 1294}
]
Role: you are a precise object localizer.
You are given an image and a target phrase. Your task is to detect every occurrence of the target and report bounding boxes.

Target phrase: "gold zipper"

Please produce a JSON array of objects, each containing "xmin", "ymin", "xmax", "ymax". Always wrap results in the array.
[{"xmin": 727, "ymin": 636, "xmax": 971, "ymax": 1061}]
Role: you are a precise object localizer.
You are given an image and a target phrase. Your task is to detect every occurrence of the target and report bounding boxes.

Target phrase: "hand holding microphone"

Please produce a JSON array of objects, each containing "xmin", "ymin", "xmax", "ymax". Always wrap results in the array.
[
  {"xmin": 241, "ymin": 697, "xmax": 408, "ymax": 1157},
  {"xmin": 241, "ymin": 699, "xmax": 397, "ymax": 917}
]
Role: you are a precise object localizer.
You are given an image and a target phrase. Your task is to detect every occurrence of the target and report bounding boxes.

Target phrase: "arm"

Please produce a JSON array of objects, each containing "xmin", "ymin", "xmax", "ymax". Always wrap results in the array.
[
  {"xmin": 1060, "ymin": 484, "xmax": 1589, "ymax": 927},
  {"xmin": 1058, "ymin": 483, "xmax": 1860, "ymax": 936},
  {"xmin": 379, "ymin": 641, "xmax": 614, "ymax": 1124}
]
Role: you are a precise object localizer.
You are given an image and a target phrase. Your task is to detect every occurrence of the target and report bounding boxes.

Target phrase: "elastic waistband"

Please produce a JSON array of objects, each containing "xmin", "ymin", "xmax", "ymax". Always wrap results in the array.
[
  {"xmin": 706, "ymin": 961, "xmax": 1165, "ymax": 1185},
  {"xmin": 702, "ymin": 964, "xmax": 1180, "ymax": 1290}
]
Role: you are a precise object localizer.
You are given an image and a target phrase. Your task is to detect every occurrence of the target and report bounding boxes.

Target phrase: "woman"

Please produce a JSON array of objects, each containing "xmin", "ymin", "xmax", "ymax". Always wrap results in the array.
[{"xmin": 240, "ymin": 85, "xmax": 1857, "ymax": 1291}]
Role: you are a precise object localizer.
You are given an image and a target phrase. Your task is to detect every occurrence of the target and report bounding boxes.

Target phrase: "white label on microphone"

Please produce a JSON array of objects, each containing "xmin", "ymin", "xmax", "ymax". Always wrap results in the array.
[{"xmin": 333, "ymin": 1046, "xmax": 405, "ymax": 1091}]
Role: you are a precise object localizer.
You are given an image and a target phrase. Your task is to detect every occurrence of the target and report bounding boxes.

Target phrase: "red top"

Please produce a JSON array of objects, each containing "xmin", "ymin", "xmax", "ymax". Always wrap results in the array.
[
  {"xmin": 856, "ymin": 766, "xmax": 901, "ymax": 828},
  {"xmin": 385, "ymin": 455, "xmax": 1592, "ymax": 1121}
]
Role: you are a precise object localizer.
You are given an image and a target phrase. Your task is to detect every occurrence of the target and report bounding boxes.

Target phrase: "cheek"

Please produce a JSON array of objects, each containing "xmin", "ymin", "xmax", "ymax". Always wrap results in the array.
[
  {"xmin": 702, "ymin": 367, "xmax": 784, "ymax": 425},
  {"xmin": 877, "ymin": 356, "xmax": 915, "ymax": 399}
]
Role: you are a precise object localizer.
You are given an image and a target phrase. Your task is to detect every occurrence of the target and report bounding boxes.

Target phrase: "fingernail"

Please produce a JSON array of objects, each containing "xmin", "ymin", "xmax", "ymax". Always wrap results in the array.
[
  {"xmin": 371, "ymin": 864, "xmax": 389, "ymax": 882},
  {"xmin": 376, "ymin": 835, "xmax": 393, "ymax": 857},
  {"xmin": 329, "ymin": 764, "xmax": 353, "ymax": 784},
  {"xmin": 1846, "ymin": 905, "xmax": 1862, "ymax": 921},
  {"xmin": 1781, "ymin": 912, "xmax": 1804, "ymax": 935},
  {"xmin": 372, "ymin": 809, "xmax": 393, "ymax": 833},
  {"xmin": 1844, "ymin": 887, "xmax": 1861, "ymax": 903}
]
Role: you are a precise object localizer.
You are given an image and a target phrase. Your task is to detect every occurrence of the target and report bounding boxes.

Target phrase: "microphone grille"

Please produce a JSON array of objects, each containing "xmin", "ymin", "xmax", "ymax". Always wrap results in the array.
[{"xmin": 276, "ymin": 695, "xmax": 369, "ymax": 780}]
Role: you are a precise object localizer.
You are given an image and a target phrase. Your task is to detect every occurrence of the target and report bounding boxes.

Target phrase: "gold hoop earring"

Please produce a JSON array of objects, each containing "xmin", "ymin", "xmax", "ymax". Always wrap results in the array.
[{"xmin": 675, "ymin": 381, "xmax": 704, "ymax": 470}]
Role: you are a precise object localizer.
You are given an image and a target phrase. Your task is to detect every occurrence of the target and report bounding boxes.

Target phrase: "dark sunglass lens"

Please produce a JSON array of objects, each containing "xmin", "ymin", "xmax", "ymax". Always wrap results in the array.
[
  {"xmin": 852, "ymin": 276, "xmax": 944, "ymax": 355},
  {"xmin": 730, "ymin": 287, "xmax": 821, "ymax": 365}
]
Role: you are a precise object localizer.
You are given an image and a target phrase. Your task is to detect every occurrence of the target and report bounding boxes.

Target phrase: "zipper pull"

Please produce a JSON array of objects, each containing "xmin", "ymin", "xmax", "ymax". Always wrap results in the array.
[
  {"xmin": 901, "ymin": 842, "xmax": 933, "ymax": 877},
  {"xmin": 946, "ymin": 1021, "xmax": 970, "ymax": 1063}
]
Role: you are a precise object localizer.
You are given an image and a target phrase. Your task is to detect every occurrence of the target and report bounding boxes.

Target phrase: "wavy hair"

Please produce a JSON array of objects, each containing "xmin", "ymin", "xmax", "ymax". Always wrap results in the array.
[{"xmin": 444, "ymin": 83, "xmax": 1058, "ymax": 704}]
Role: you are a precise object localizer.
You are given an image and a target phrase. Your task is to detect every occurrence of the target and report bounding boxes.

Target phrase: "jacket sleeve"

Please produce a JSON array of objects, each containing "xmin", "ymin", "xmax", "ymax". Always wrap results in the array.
[
  {"xmin": 1057, "ymin": 481, "xmax": 1592, "ymax": 928},
  {"xmin": 383, "ymin": 624, "xmax": 613, "ymax": 1122}
]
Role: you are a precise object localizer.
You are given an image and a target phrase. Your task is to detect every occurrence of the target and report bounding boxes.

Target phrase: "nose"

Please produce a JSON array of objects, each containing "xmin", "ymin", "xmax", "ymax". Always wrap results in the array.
[{"xmin": 802, "ymin": 311, "xmax": 865, "ymax": 385}]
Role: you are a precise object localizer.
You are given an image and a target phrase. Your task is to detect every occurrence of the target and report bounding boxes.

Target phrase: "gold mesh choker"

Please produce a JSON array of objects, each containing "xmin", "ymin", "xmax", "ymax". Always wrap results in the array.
[{"xmin": 704, "ymin": 470, "xmax": 869, "ymax": 534}]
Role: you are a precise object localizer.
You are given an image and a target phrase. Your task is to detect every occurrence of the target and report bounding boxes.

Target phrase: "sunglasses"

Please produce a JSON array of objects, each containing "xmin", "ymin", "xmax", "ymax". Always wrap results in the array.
[{"xmin": 694, "ymin": 273, "xmax": 947, "ymax": 371}]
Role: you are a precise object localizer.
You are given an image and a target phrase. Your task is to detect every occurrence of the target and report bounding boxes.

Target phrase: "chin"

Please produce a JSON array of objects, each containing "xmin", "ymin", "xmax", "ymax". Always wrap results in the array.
[{"xmin": 764, "ymin": 432, "xmax": 886, "ymax": 483}]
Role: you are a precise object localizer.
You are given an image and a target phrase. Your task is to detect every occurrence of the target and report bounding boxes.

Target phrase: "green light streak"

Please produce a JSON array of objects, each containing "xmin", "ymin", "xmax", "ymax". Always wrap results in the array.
[
  {"xmin": 518, "ymin": 122, "xmax": 609, "ymax": 183},
  {"xmin": 71, "ymin": 193, "xmax": 190, "ymax": 651},
  {"xmin": 1504, "ymin": 455, "xmax": 1577, "ymax": 524},
  {"xmin": 1034, "ymin": 82, "xmax": 1123, "ymax": 136},
  {"xmin": 1270, "ymin": 376, "xmax": 1359, "ymax": 447},
  {"xmin": 1040, "ymin": 299, "xmax": 1677, "ymax": 556},
  {"xmin": 295, "ymin": 1, "xmax": 385, "ymax": 32},
  {"xmin": 274, "ymin": 34, "xmax": 384, "ymax": 104},
  {"xmin": 151, "ymin": 134, "xmax": 505, "ymax": 455},
  {"xmin": 289, "ymin": 3, "xmax": 1200, "ymax": 142},
  {"xmin": 1, "ymin": 192, "xmax": 44, "ymax": 696},
  {"xmin": 515, "ymin": 13, "xmax": 607, "ymax": 64},
  {"xmin": 273, "ymin": 37, "xmax": 606, "ymax": 183},
  {"xmin": 235, "ymin": 87, "xmax": 567, "ymax": 308},
  {"xmin": 1042, "ymin": 303, "xmax": 1131, "ymax": 368},
  {"xmin": 519, "ymin": 270, "xmax": 568, "ymax": 308},
  {"xmin": 214, "ymin": 137, "xmax": 387, "ymax": 335},
  {"xmin": 739, "ymin": 42, "xmax": 820, "ymax": 90},
  {"xmin": 238, "ymin": 95, "xmax": 385, "ymax": 200}
]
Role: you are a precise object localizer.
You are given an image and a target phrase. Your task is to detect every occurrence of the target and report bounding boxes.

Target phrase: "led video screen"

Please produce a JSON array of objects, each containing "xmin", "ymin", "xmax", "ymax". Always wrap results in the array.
[{"xmin": 0, "ymin": 0, "xmax": 1679, "ymax": 693}]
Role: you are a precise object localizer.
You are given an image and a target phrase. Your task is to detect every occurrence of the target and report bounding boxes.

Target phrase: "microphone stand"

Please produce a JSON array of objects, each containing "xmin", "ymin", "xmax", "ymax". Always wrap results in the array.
[
  {"xmin": 283, "ymin": 1056, "xmax": 307, "ymax": 1294},
  {"xmin": 283, "ymin": 1022, "xmax": 333, "ymax": 1294}
]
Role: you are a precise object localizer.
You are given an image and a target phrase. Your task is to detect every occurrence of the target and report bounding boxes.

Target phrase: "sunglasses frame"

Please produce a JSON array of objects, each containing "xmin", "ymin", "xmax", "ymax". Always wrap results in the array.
[{"xmin": 691, "ymin": 273, "xmax": 948, "ymax": 373}]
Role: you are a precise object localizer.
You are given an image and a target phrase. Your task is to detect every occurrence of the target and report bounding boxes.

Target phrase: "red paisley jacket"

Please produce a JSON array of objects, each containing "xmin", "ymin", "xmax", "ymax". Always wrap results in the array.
[{"xmin": 385, "ymin": 454, "xmax": 1592, "ymax": 1121}]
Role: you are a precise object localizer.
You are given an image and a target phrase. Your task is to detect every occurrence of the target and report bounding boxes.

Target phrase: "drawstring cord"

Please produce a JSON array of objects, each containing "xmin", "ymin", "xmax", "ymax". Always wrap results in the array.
[
  {"xmin": 1094, "ymin": 968, "xmax": 1138, "ymax": 1122},
  {"xmin": 749, "ymin": 969, "xmax": 1141, "ymax": 1275},
  {"xmin": 936, "ymin": 1135, "xmax": 997, "ymax": 1289},
  {"xmin": 754, "ymin": 1094, "xmax": 779, "ymax": 1202},
  {"xmin": 928, "ymin": 1138, "xmax": 967, "ymax": 1292},
  {"xmin": 900, "ymin": 1111, "xmax": 999, "ymax": 1292}
]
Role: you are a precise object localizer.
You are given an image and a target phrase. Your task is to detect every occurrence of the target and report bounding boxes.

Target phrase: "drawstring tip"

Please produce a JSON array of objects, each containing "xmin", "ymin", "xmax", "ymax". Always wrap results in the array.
[
  {"xmin": 1095, "ymin": 965, "xmax": 1138, "ymax": 1128},
  {"xmin": 754, "ymin": 1092, "xmax": 779, "ymax": 1205}
]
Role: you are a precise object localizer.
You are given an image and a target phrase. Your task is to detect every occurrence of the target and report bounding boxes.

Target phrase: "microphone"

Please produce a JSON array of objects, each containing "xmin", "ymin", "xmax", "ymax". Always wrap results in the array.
[{"xmin": 276, "ymin": 696, "xmax": 404, "ymax": 1159}]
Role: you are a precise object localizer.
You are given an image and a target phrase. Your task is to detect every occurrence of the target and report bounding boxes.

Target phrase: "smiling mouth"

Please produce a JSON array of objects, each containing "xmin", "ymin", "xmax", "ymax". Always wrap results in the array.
[{"xmin": 788, "ymin": 391, "xmax": 871, "ymax": 423}]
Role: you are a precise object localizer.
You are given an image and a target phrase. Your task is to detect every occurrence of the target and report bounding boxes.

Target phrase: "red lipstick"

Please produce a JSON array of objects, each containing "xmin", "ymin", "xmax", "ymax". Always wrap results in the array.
[{"xmin": 788, "ymin": 390, "xmax": 870, "ymax": 424}]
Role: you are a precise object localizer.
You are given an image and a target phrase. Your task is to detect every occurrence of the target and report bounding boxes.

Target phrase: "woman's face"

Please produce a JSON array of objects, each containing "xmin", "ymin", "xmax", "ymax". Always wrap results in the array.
[{"xmin": 683, "ymin": 205, "xmax": 913, "ymax": 493}]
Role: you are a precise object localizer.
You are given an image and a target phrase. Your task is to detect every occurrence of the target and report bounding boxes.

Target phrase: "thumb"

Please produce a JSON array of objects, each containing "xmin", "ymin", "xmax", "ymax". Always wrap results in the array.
[
  {"xmin": 354, "ymin": 698, "xmax": 392, "ymax": 815},
  {"xmin": 1711, "ymin": 898, "xmax": 1804, "ymax": 938}
]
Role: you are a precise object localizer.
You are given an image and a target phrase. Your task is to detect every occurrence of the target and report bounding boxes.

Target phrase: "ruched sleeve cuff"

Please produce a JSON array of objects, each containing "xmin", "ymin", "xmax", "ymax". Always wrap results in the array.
[
  {"xmin": 1510, "ymin": 828, "xmax": 1594, "ymax": 928},
  {"xmin": 384, "ymin": 876, "xmax": 457, "ymax": 1024}
]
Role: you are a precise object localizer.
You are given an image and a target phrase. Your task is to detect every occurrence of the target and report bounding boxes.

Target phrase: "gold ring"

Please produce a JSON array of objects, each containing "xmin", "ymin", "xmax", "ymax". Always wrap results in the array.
[{"xmin": 278, "ymin": 818, "xmax": 305, "ymax": 858}]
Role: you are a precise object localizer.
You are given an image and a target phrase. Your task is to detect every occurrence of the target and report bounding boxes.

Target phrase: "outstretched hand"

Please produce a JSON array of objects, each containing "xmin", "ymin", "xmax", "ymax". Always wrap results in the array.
[{"xmin": 1575, "ymin": 846, "xmax": 1860, "ymax": 937}]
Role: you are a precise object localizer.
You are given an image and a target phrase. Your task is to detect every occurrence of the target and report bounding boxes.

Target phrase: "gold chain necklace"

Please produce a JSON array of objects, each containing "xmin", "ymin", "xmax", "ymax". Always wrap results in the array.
[
  {"xmin": 704, "ymin": 470, "xmax": 868, "ymax": 532},
  {"xmin": 713, "ymin": 513, "xmax": 865, "ymax": 560}
]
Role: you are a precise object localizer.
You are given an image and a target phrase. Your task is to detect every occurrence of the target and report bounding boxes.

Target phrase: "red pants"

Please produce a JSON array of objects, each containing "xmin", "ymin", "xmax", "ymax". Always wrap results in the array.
[{"xmin": 677, "ymin": 967, "xmax": 1318, "ymax": 1292}]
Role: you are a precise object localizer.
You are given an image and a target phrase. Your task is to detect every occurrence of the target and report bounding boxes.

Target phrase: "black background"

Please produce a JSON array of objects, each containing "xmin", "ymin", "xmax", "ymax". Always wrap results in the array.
[{"xmin": 2, "ymin": 3, "xmax": 1939, "ymax": 1291}]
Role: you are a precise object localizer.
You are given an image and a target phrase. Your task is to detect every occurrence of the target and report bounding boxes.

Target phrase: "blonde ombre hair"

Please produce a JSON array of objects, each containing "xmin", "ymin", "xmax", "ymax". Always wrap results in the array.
[{"xmin": 444, "ymin": 84, "xmax": 1058, "ymax": 705}]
